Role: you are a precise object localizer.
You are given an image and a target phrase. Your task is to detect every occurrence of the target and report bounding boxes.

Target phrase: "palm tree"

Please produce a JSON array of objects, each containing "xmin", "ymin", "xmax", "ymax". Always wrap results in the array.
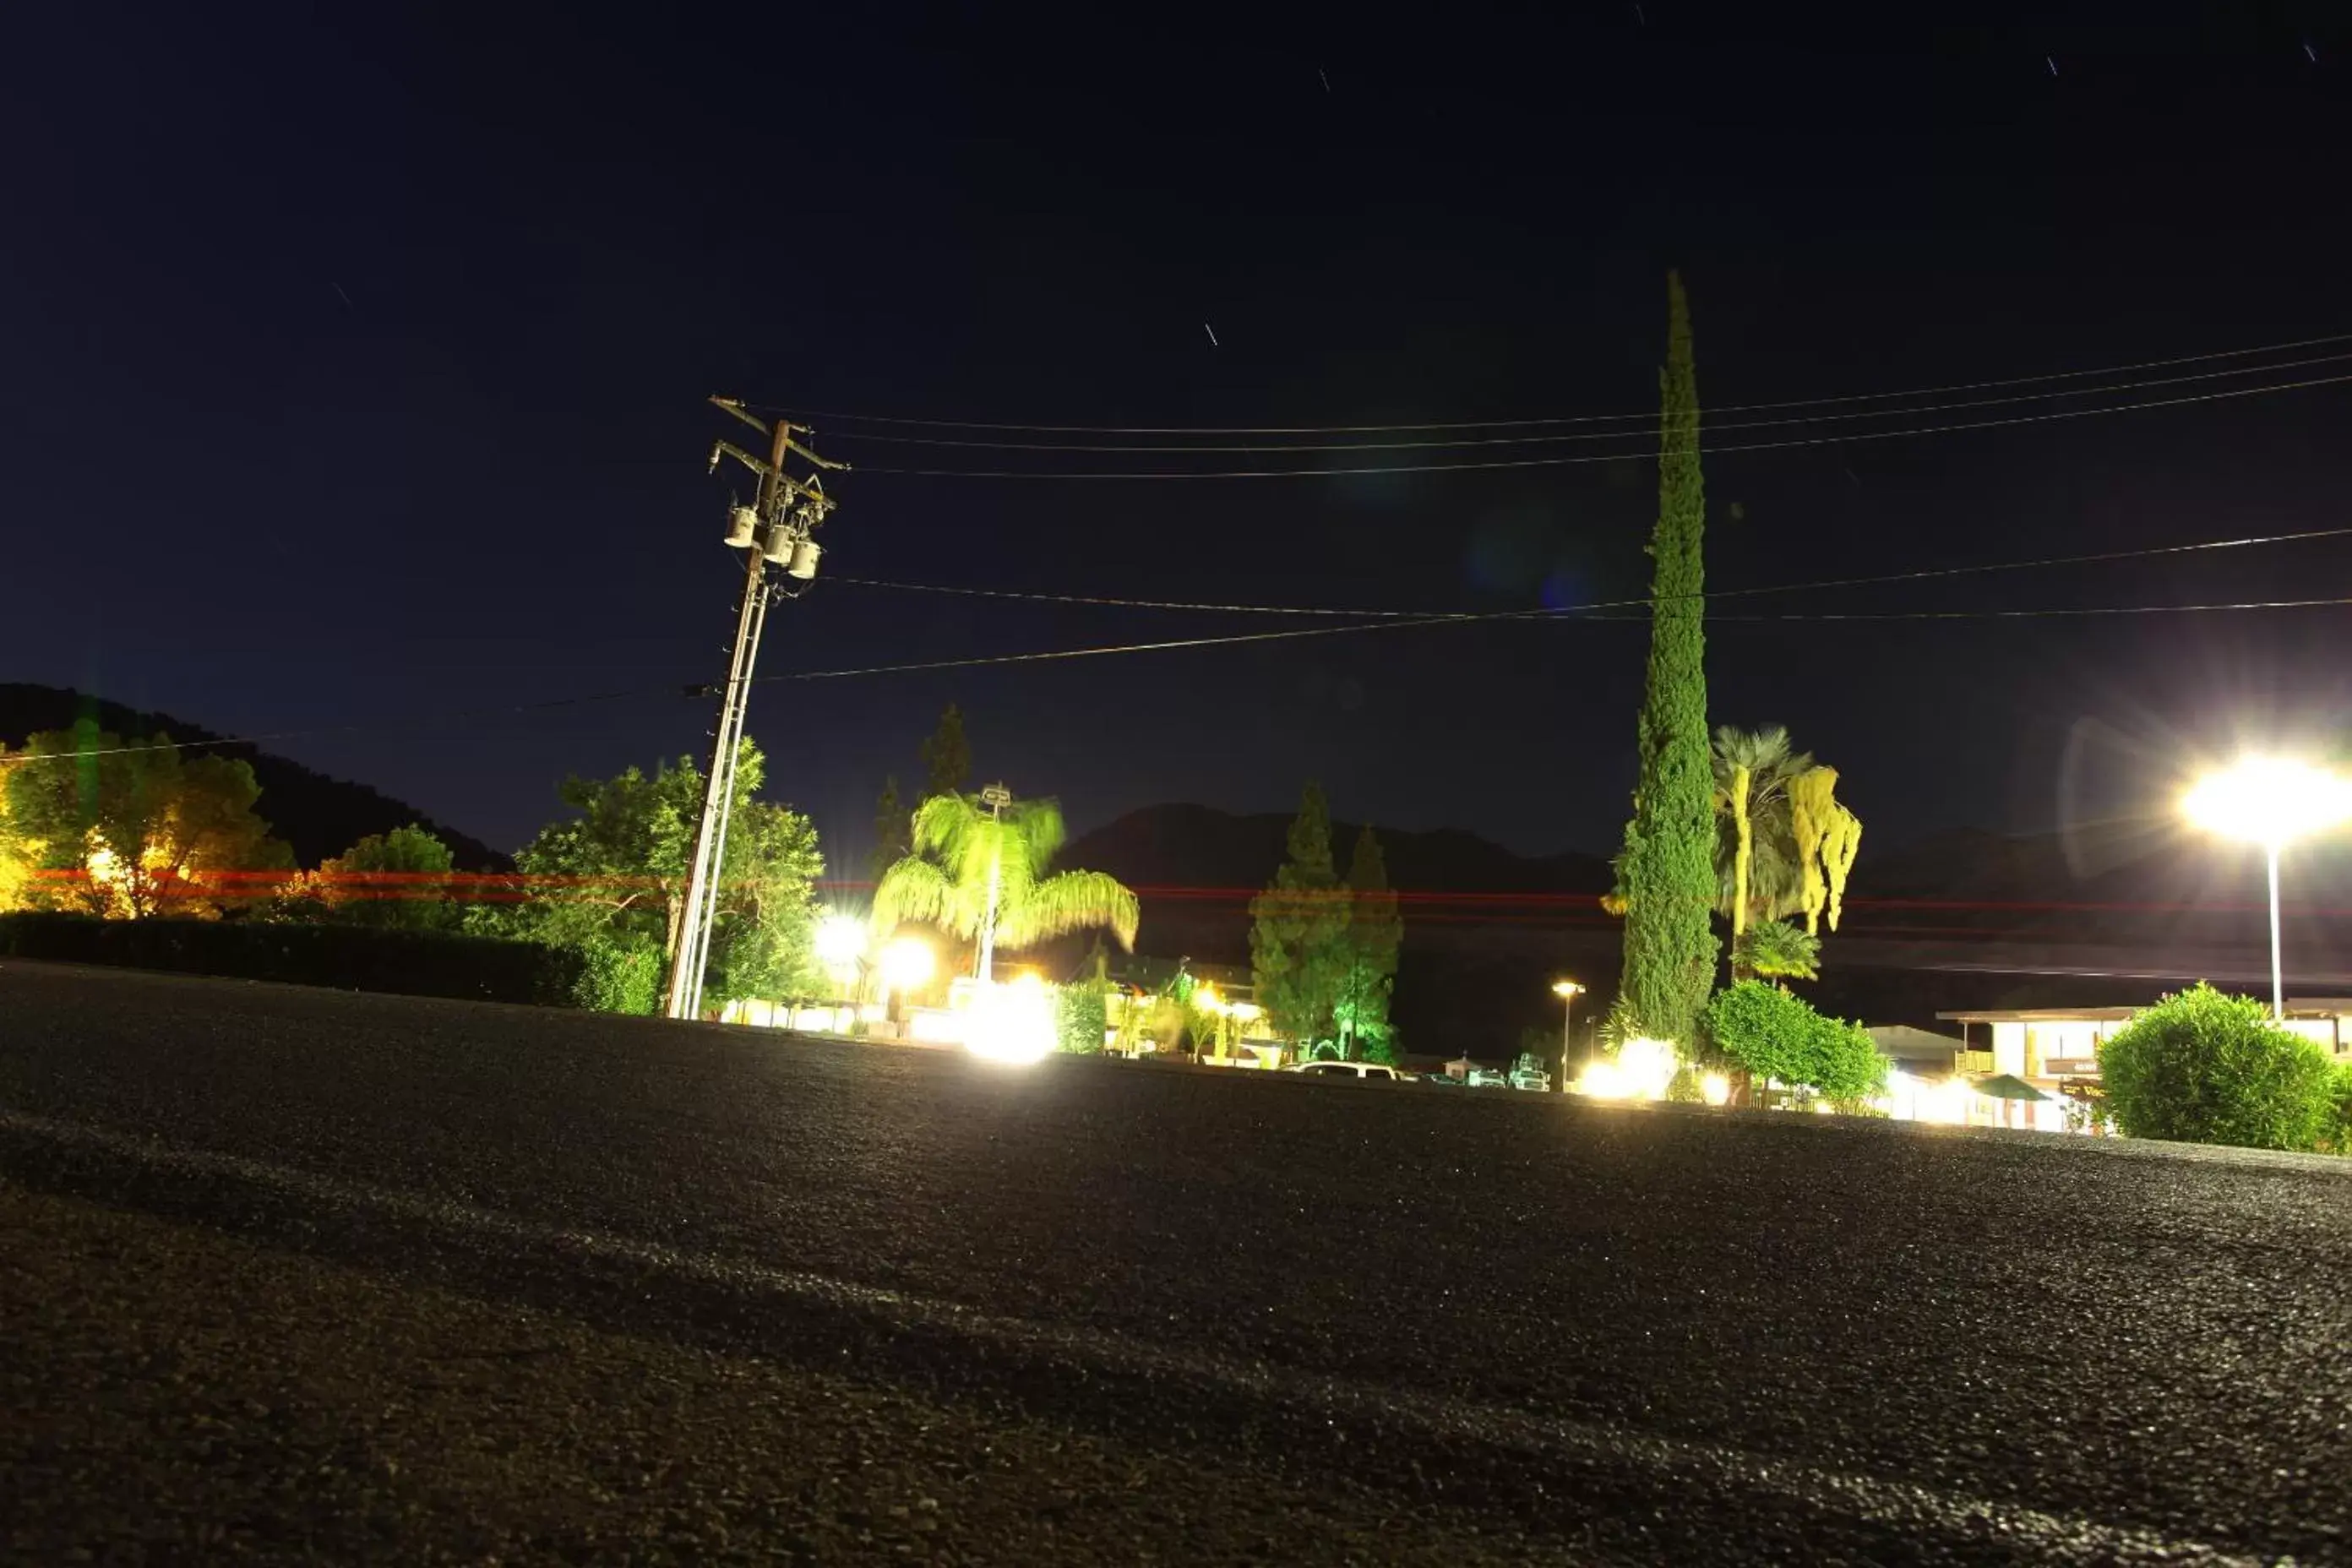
[
  {"xmin": 873, "ymin": 786, "xmax": 1139, "ymax": 982},
  {"xmin": 1712, "ymin": 725, "xmax": 1812, "ymax": 939}
]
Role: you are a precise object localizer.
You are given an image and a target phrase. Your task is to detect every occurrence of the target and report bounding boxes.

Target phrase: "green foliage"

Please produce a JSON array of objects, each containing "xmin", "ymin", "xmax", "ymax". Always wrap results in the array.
[
  {"xmin": 1248, "ymin": 783, "xmax": 1353, "ymax": 1054},
  {"xmin": 1332, "ymin": 824, "xmax": 1402, "ymax": 1064},
  {"xmin": 2096, "ymin": 983, "xmax": 2340, "ymax": 1152},
  {"xmin": 307, "ymin": 824, "xmax": 459, "ymax": 931},
  {"xmin": 490, "ymin": 738, "xmax": 824, "ymax": 1010},
  {"xmin": 1666, "ymin": 1064, "xmax": 1707, "ymax": 1103},
  {"xmin": 2318, "ymin": 1064, "xmax": 2352, "ymax": 1157},
  {"xmin": 1056, "ymin": 979, "xmax": 1110, "ymax": 1054},
  {"xmin": 1614, "ymin": 274, "xmax": 1718, "ymax": 1047},
  {"xmin": 1712, "ymin": 725, "xmax": 1812, "ymax": 929},
  {"xmin": 1702, "ymin": 980, "xmax": 1887, "ymax": 1102},
  {"xmin": 920, "ymin": 704, "xmax": 972, "ymax": 802},
  {"xmin": 0, "ymin": 722, "xmax": 291, "ymax": 918},
  {"xmin": 568, "ymin": 934, "xmax": 664, "ymax": 1015},
  {"xmin": 1733, "ymin": 920, "xmax": 1820, "ymax": 982},
  {"xmin": 872, "ymin": 790, "xmax": 1138, "ymax": 958}
]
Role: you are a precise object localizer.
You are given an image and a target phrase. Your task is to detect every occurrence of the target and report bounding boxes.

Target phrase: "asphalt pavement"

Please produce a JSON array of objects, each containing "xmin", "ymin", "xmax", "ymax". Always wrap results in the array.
[{"xmin": 2, "ymin": 960, "xmax": 2348, "ymax": 1565}]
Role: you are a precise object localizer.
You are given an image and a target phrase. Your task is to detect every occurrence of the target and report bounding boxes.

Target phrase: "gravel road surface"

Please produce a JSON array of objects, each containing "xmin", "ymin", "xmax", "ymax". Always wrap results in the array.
[{"xmin": 2, "ymin": 961, "xmax": 2347, "ymax": 1564}]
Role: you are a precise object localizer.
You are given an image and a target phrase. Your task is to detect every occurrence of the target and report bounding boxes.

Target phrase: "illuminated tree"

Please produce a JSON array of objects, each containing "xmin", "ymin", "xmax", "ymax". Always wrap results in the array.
[
  {"xmin": 497, "ymin": 738, "xmax": 824, "ymax": 1010},
  {"xmin": 1333, "ymin": 824, "xmax": 1402, "ymax": 1064},
  {"xmin": 872, "ymin": 789, "xmax": 1137, "ymax": 973},
  {"xmin": 300, "ymin": 824, "xmax": 459, "ymax": 931},
  {"xmin": 1613, "ymin": 273, "xmax": 1718, "ymax": 1047},
  {"xmin": 1250, "ymin": 782, "xmax": 1352, "ymax": 1058},
  {"xmin": 1710, "ymin": 726, "xmax": 1859, "ymax": 973},
  {"xmin": 1790, "ymin": 765, "xmax": 1863, "ymax": 936},
  {"xmin": 0, "ymin": 723, "xmax": 290, "ymax": 917},
  {"xmin": 0, "ymin": 743, "xmax": 30, "ymax": 912}
]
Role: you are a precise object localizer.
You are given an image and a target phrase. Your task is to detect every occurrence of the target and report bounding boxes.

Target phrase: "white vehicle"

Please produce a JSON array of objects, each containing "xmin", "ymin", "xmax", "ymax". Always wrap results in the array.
[{"xmin": 1282, "ymin": 1060, "xmax": 1402, "ymax": 1081}]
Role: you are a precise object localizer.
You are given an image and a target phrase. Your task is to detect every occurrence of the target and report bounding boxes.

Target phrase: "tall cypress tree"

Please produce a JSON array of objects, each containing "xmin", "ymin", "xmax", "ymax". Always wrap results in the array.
[
  {"xmin": 1334, "ymin": 824, "xmax": 1402, "ymax": 1064},
  {"xmin": 1614, "ymin": 272, "xmax": 1718, "ymax": 1047},
  {"xmin": 1249, "ymin": 782, "xmax": 1350, "ymax": 1057}
]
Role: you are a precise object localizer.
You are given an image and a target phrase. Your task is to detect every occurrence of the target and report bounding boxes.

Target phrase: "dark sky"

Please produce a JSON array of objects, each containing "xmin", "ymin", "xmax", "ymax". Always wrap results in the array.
[{"xmin": 7, "ymin": 4, "xmax": 2351, "ymax": 869}]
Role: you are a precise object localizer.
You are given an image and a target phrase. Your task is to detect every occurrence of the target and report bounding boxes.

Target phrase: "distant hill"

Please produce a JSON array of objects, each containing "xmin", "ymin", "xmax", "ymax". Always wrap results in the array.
[
  {"xmin": 0, "ymin": 684, "xmax": 505, "ymax": 870},
  {"xmin": 1063, "ymin": 803, "xmax": 1614, "ymax": 900}
]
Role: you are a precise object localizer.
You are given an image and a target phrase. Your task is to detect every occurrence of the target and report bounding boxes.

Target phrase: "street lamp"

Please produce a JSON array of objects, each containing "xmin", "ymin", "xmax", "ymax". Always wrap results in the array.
[
  {"xmin": 2182, "ymin": 756, "xmax": 2352, "ymax": 1018},
  {"xmin": 1551, "ymin": 979, "xmax": 1585, "ymax": 1092}
]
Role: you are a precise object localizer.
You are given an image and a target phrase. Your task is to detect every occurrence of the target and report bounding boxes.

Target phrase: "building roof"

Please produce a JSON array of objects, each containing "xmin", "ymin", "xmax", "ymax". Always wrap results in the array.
[
  {"xmin": 1939, "ymin": 998, "xmax": 2352, "ymax": 1024},
  {"xmin": 1865, "ymin": 1024, "xmax": 1966, "ymax": 1061}
]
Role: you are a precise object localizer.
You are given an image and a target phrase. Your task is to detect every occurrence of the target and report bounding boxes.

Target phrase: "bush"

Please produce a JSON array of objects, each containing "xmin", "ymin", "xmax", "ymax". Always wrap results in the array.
[
  {"xmin": 1056, "ymin": 981, "xmax": 1109, "ymax": 1054},
  {"xmin": 2099, "ymin": 983, "xmax": 2340, "ymax": 1152},
  {"xmin": 569, "ymin": 935, "xmax": 664, "ymax": 1015},
  {"xmin": 0, "ymin": 911, "xmax": 599, "ymax": 1010},
  {"xmin": 2320, "ymin": 1064, "xmax": 2352, "ymax": 1157},
  {"xmin": 1701, "ymin": 979, "xmax": 1887, "ymax": 1102}
]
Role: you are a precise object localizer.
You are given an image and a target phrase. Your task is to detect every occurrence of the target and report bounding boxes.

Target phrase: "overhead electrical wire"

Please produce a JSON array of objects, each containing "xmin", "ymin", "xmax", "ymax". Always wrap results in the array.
[
  {"xmin": 749, "ymin": 329, "xmax": 2352, "ymax": 435},
  {"xmin": 836, "ymin": 369, "xmax": 2352, "ymax": 479},
  {"xmin": 808, "ymin": 349, "xmax": 2352, "ymax": 454},
  {"xmin": 14, "ymin": 525, "xmax": 2350, "ymax": 767},
  {"xmin": 830, "ymin": 522, "xmax": 2352, "ymax": 619}
]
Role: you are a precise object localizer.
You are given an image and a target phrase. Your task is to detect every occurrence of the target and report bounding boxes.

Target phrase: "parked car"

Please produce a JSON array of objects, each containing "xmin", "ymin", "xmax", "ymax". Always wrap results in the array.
[
  {"xmin": 1466, "ymin": 1068, "xmax": 1508, "ymax": 1089},
  {"xmin": 1282, "ymin": 1060, "xmax": 1402, "ymax": 1081},
  {"xmin": 1508, "ymin": 1067, "xmax": 1552, "ymax": 1092}
]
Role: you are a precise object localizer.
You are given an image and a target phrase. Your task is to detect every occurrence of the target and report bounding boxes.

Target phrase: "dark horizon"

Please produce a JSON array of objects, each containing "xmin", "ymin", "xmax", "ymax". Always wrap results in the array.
[{"xmin": 8, "ymin": 6, "xmax": 2352, "ymax": 874}]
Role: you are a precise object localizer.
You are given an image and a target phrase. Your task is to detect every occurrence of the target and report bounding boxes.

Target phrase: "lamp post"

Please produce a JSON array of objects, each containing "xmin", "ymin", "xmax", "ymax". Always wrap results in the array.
[
  {"xmin": 2183, "ymin": 757, "xmax": 2352, "ymax": 1019},
  {"xmin": 1551, "ymin": 979, "xmax": 1584, "ymax": 1092}
]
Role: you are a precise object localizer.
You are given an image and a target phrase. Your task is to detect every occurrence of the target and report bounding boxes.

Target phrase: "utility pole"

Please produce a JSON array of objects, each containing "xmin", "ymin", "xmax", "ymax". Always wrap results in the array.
[
  {"xmin": 663, "ymin": 397, "xmax": 845, "ymax": 1021},
  {"xmin": 973, "ymin": 782, "xmax": 1012, "ymax": 985}
]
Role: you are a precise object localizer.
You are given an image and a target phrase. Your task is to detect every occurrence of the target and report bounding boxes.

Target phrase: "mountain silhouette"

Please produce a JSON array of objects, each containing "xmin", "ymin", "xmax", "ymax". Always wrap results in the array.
[{"xmin": 0, "ymin": 684, "xmax": 504, "ymax": 870}]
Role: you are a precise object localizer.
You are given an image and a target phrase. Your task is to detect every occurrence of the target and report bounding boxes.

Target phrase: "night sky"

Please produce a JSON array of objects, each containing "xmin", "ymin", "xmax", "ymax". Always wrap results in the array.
[{"xmin": 8, "ymin": 5, "xmax": 2352, "ymax": 874}]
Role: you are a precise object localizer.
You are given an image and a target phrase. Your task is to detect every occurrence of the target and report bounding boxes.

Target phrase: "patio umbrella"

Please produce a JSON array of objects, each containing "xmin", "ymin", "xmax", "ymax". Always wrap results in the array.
[{"xmin": 1971, "ymin": 1073, "xmax": 2050, "ymax": 1102}]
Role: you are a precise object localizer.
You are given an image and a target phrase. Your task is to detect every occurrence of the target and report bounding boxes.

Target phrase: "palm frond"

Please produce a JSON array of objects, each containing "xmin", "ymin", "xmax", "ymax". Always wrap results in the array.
[
  {"xmin": 871, "ymin": 857, "xmax": 969, "ymax": 939},
  {"xmin": 996, "ymin": 869, "xmax": 1140, "ymax": 951}
]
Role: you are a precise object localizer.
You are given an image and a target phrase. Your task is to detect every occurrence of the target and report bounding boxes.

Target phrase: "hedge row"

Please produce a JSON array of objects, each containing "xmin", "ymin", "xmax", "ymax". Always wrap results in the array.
[{"xmin": 0, "ymin": 912, "xmax": 596, "ymax": 1008}]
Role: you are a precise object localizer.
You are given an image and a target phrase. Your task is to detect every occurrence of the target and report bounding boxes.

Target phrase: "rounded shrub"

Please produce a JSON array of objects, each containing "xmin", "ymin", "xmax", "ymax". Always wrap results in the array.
[{"xmin": 2096, "ymin": 983, "xmax": 2338, "ymax": 1152}]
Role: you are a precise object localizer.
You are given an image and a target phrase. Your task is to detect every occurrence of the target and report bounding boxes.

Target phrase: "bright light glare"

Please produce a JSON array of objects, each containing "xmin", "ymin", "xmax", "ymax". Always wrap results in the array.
[
  {"xmin": 1551, "ymin": 979, "xmax": 1583, "ymax": 998},
  {"xmin": 1574, "ymin": 1037, "xmax": 1678, "ymax": 1101},
  {"xmin": 879, "ymin": 936, "xmax": 936, "ymax": 992},
  {"xmin": 967, "ymin": 973, "xmax": 1055, "ymax": 1065},
  {"xmin": 1701, "ymin": 1071, "xmax": 1731, "ymax": 1108},
  {"xmin": 2183, "ymin": 757, "xmax": 2352, "ymax": 847},
  {"xmin": 815, "ymin": 912, "xmax": 868, "ymax": 968}
]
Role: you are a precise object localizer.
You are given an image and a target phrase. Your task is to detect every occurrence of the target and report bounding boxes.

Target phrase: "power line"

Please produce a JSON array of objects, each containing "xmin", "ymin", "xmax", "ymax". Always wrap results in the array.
[
  {"xmin": 830, "ymin": 523, "xmax": 2352, "ymax": 619},
  {"xmin": 839, "ymin": 369, "xmax": 2352, "ymax": 479},
  {"xmin": 811, "ymin": 350, "xmax": 2352, "ymax": 454},
  {"xmin": 748, "ymin": 329, "xmax": 2352, "ymax": 436},
  {"xmin": 14, "ymin": 525, "xmax": 2349, "ymax": 768},
  {"xmin": 755, "ymin": 595, "xmax": 2352, "ymax": 686}
]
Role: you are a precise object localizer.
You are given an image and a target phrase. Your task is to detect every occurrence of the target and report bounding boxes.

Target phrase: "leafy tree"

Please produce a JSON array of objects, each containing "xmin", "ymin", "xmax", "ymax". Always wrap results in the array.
[
  {"xmin": 871, "ymin": 789, "xmax": 1137, "ymax": 976},
  {"xmin": 493, "ymin": 738, "xmax": 824, "ymax": 1011},
  {"xmin": 1333, "ymin": 824, "xmax": 1402, "ymax": 1064},
  {"xmin": 1, "ymin": 723, "xmax": 291, "ymax": 918},
  {"xmin": 1732, "ymin": 919, "xmax": 1820, "ymax": 982},
  {"xmin": 920, "ymin": 704, "xmax": 972, "ymax": 801},
  {"xmin": 1249, "ymin": 783, "xmax": 1353, "ymax": 1058},
  {"xmin": 0, "ymin": 743, "xmax": 29, "ymax": 912},
  {"xmin": 868, "ymin": 774, "xmax": 911, "ymax": 885},
  {"xmin": 2097, "ymin": 983, "xmax": 2339, "ymax": 1152},
  {"xmin": 1613, "ymin": 272, "xmax": 1718, "ymax": 1048},
  {"xmin": 2318, "ymin": 1064, "xmax": 2352, "ymax": 1157},
  {"xmin": 308, "ymin": 824, "xmax": 459, "ymax": 931},
  {"xmin": 1701, "ymin": 980, "xmax": 1886, "ymax": 1103}
]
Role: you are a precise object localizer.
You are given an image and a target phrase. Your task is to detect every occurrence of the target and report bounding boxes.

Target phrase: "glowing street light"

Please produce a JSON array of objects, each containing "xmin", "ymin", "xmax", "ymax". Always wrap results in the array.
[
  {"xmin": 2182, "ymin": 756, "xmax": 2352, "ymax": 1018},
  {"xmin": 1550, "ymin": 979, "xmax": 1585, "ymax": 1093},
  {"xmin": 815, "ymin": 912, "xmax": 868, "ymax": 972},
  {"xmin": 879, "ymin": 935, "xmax": 936, "ymax": 995}
]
